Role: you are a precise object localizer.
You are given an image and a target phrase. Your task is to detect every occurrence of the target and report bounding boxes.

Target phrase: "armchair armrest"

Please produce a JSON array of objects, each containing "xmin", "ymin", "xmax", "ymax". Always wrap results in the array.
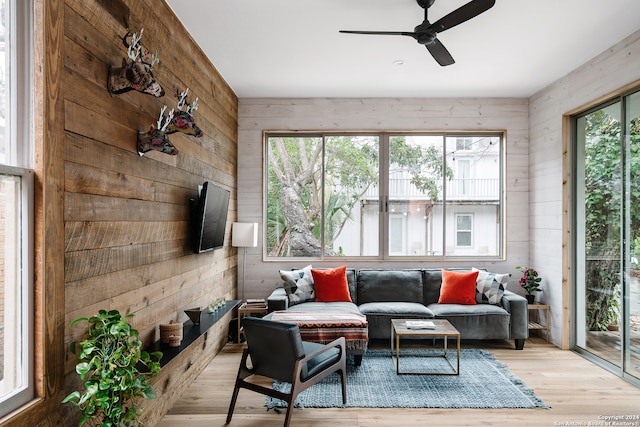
[
  {"xmin": 501, "ymin": 290, "xmax": 529, "ymax": 341},
  {"xmin": 301, "ymin": 336, "xmax": 346, "ymax": 363},
  {"xmin": 295, "ymin": 337, "xmax": 346, "ymax": 383},
  {"xmin": 267, "ymin": 287, "xmax": 289, "ymax": 312}
]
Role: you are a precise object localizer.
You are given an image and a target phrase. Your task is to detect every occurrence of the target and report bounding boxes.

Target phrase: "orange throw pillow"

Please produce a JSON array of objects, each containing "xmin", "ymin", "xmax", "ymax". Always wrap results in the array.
[
  {"xmin": 311, "ymin": 266, "xmax": 352, "ymax": 303},
  {"xmin": 438, "ymin": 270, "xmax": 479, "ymax": 305}
]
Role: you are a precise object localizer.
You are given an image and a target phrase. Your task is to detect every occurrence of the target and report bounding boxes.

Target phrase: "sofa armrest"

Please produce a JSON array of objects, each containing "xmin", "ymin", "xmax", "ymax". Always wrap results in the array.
[
  {"xmin": 267, "ymin": 287, "xmax": 289, "ymax": 312},
  {"xmin": 501, "ymin": 290, "xmax": 529, "ymax": 340}
]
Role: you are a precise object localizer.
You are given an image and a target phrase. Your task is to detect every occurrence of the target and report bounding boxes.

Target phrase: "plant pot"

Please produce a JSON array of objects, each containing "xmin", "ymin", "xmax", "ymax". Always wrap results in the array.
[
  {"xmin": 525, "ymin": 294, "xmax": 536, "ymax": 304},
  {"xmin": 607, "ymin": 324, "xmax": 619, "ymax": 331}
]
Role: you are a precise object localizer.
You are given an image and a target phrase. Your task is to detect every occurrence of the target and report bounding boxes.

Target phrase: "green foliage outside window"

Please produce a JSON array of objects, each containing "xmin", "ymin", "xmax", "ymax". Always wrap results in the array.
[
  {"xmin": 266, "ymin": 134, "xmax": 448, "ymax": 257},
  {"xmin": 583, "ymin": 113, "xmax": 640, "ymax": 330}
]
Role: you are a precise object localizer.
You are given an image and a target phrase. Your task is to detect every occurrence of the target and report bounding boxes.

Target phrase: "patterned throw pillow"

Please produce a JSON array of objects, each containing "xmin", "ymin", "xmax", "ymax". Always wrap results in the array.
[
  {"xmin": 279, "ymin": 265, "xmax": 315, "ymax": 306},
  {"xmin": 473, "ymin": 268, "xmax": 508, "ymax": 305}
]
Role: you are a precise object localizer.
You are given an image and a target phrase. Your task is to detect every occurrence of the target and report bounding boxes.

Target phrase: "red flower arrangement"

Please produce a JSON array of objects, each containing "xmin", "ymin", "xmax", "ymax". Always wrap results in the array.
[{"xmin": 516, "ymin": 266, "xmax": 542, "ymax": 295}]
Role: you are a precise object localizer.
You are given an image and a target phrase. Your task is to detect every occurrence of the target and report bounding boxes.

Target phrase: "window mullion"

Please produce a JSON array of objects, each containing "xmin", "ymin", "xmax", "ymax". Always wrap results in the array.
[{"xmin": 380, "ymin": 133, "xmax": 390, "ymax": 259}]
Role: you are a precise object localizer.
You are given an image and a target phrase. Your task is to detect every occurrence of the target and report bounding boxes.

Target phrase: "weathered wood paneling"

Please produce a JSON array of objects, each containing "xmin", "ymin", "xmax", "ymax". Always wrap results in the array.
[{"xmin": 1, "ymin": 1, "xmax": 238, "ymax": 426}]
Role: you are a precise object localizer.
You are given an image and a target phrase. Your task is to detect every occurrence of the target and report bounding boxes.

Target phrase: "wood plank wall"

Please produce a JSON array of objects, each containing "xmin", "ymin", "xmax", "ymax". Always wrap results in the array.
[{"xmin": 0, "ymin": 1, "xmax": 238, "ymax": 425}]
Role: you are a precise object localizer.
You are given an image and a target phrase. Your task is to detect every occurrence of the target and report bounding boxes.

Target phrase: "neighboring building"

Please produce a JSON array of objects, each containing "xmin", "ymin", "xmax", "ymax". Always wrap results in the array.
[{"xmin": 335, "ymin": 135, "xmax": 501, "ymax": 257}]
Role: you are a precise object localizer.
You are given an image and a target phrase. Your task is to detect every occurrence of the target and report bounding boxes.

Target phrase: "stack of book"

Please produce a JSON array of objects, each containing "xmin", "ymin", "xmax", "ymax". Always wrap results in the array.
[
  {"xmin": 405, "ymin": 320, "xmax": 436, "ymax": 329},
  {"xmin": 244, "ymin": 298, "xmax": 266, "ymax": 308}
]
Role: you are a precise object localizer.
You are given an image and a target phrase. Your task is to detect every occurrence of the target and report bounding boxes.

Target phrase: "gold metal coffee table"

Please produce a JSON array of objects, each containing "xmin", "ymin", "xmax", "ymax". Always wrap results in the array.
[{"xmin": 390, "ymin": 318, "xmax": 460, "ymax": 375}]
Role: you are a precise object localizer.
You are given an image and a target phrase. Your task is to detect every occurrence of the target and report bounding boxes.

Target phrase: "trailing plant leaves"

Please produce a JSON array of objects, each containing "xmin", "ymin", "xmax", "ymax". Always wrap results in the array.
[
  {"xmin": 62, "ymin": 391, "xmax": 81, "ymax": 404},
  {"xmin": 63, "ymin": 310, "xmax": 162, "ymax": 426}
]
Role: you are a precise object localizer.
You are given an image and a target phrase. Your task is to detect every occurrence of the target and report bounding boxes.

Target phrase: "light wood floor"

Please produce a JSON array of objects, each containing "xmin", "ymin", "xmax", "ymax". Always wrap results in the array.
[{"xmin": 159, "ymin": 337, "xmax": 640, "ymax": 427}]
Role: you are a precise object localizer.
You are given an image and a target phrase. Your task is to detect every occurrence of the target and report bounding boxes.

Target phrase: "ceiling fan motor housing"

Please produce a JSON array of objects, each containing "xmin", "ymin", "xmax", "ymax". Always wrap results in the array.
[
  {"xmin": 414, "ymin": 23, "xmax": 437, "ymax": 45},
  {"xmin": 417, "ymin": 0, "xmax": 436, "ymax": 9}
]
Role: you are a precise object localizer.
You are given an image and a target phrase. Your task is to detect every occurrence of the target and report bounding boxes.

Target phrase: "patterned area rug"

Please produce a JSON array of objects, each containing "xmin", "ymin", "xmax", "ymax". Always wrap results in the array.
[{"xmin": 266, "ymin": 349, "xmax": 548, "ymax": 409}]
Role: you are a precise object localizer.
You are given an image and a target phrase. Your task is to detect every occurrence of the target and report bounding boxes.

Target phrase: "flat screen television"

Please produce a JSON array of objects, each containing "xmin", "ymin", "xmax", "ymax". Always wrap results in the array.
[{"xmin": 191, "ymin": 181, "xmax": 230, "ymax": 253}]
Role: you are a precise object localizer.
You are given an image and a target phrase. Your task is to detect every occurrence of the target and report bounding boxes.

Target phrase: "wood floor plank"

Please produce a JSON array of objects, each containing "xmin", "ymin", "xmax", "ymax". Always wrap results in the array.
[{"xmin": 158, "ymin": 337, "xmax": 640, "ymax": 427}]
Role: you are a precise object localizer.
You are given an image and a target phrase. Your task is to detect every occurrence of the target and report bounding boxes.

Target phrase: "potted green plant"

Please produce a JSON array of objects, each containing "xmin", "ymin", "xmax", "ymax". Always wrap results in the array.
[
  {"xmin": 63, "ymin": 309, "xmax": 163, "ymax": 426},
  {"xmin": 516, "ymin": 266, "xmax": 542, "ymax": 303}
]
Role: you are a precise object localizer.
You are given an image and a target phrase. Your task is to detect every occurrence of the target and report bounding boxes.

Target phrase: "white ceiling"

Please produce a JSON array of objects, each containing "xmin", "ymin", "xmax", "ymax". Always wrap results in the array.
[{"xmin": 166, "ymin": 0, "xmax": 640, "ymax": 99}]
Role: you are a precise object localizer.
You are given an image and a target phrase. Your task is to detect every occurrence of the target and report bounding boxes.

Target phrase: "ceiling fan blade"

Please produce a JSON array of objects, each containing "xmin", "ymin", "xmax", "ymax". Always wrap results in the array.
[
  {"xmin": 430, "ymin": 0, "xmax": 495, "ymax": 33},
  {"xmin": 339, "ymin": 30, "xmax": 415, "ymax": 37},
  {"xmin": 426, "ymin": 39, "xmax": 455, "ymax": 66}
]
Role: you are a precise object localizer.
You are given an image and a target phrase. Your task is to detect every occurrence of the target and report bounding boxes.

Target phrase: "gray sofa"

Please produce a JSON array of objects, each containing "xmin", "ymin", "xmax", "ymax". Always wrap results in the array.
[{"xmin": 267, "ymin": 268, "xmax": 529, "ymax": 350}]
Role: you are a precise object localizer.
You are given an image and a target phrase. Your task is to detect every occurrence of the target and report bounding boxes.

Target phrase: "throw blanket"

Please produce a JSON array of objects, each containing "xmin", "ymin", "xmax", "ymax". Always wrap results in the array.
[{"xmin": 270, "ymin": 311, "xmax": 369, "ymax": 351}]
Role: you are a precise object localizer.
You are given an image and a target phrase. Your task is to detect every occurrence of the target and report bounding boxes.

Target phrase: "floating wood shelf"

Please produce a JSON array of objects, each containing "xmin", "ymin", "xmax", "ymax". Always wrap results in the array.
[{"xmin": 147, "ymin": 299, "xmax": 241, "ymax": 367}]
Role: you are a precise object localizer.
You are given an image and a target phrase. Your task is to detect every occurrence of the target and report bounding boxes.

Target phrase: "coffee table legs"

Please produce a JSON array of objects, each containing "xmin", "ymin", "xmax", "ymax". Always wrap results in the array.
[{"xmin": 391, "ymin": 326, "xmax": 460, "ymax": 375}]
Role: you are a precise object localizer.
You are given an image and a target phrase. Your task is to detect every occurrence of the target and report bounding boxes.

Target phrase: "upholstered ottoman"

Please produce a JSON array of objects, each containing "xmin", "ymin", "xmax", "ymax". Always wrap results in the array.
[{"xmin": 266, "ymin": 309, "xmax": 368, "ymax": 365}]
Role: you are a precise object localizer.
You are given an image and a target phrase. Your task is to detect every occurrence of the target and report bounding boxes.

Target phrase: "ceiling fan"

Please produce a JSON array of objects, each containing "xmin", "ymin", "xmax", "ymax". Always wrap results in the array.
[{"xmin": 339, "ymin": 0, "xmax": 496, "ymax": 66}]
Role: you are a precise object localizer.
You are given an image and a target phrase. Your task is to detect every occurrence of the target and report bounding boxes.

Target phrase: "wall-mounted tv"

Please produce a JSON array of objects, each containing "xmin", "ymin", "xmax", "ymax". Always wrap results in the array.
[{"xmin": 190, "ymin": 181, "xmax": 230, "ymax": 253}]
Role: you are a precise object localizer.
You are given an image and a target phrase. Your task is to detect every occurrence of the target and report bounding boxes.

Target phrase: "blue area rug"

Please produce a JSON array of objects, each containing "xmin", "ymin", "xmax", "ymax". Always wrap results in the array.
[{"xmin": 266, "ymin": 349, "xmax": 548, "ymax": 409}]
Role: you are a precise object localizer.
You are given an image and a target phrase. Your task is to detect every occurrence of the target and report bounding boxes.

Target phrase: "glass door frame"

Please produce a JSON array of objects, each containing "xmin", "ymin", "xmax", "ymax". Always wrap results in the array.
[{"xmin": 571, "ymin": 88, "xmax": 640, "ymax": 386}]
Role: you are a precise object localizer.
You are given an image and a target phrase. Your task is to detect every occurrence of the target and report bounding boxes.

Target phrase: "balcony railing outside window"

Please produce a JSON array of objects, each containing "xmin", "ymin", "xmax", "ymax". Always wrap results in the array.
[{"xmin": 366, "ymin": 178, "xmax": 499, "ymax": 201}]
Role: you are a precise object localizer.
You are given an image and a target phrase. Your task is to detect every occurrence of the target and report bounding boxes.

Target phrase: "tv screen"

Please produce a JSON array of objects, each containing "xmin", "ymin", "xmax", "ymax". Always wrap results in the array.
[{"xmin": 191, "ymin": 181, "xmax": 230, "ymax": 253}]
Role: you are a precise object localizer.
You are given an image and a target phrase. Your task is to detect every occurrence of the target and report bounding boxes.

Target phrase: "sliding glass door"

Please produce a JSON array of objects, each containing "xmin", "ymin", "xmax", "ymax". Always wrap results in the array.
[
  {"xmin": 574, "ymin": 89, "xmax": 640, "ymax": 383},
  {"xmin": 623, "ymin": 91, "xmax": 640, "ymax": 381}
]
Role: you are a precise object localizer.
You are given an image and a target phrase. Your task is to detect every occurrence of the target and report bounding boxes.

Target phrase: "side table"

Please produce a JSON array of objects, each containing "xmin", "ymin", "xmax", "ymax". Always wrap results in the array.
[
  {"xmin": 527, "ymin": 303, "xmax": 550, "ymax": 342},
  {"xmin": 236, "ymin": 301, "xmax": 268, "ymax": 343}
]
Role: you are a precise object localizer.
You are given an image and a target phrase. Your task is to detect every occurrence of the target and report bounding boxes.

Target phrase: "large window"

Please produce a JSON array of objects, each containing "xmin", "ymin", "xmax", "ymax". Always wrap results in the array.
[
  {"xmin": 0, "ymin": 0, "xmax": 34, "ymax": 416},
  {"xmin": 265, "ymin": 132, "xmax": 503, "ymax": 259}
]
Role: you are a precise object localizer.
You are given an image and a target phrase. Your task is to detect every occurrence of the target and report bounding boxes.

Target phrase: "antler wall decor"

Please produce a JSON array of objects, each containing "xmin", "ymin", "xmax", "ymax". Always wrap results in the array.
[
  {"xmin": 166, "ymin": 88, "xmax": 203, "ymax": 138},
  {"xmin": 137, "ymin": 105, "xmax": 178, "ymax": 156},
  {"xmin": 108, "ymin": 28, "xmax": 165, "ymax": 97}
]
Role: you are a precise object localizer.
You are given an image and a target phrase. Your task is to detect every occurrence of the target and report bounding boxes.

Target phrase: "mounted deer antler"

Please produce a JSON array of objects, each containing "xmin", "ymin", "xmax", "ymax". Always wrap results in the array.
[
  {"xmin": 137, "ymin": 105, "xmax": 178, "ymax": 156},
  {"xmin": 166, "ymin": 88, "xmax": 203, "ymax": 138},
  {"xmin": 124, "ymin": 29, "xmax": 160, "ymax": 67},
  {"xmin": 176, "ymin": 88, "xmax": 199, "ymax": 114},
  {"xmin": 108, "ymin": 28, "xmax": 165, "ymax": 98},
  {"xmin": 156, "ymin": 105, "xmax": 175, "ymax": 132}
]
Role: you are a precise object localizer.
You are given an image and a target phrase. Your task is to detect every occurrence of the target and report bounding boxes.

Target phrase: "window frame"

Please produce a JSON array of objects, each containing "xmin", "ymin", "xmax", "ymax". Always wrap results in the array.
[
  {"xmin": 264, "ymin": 130, "xmax": 504, "ymax": 261},
  {"xmin": 0, "ymin": 165, "xmax": 34, "ymax": 414},
  {"xmin": 0, "ymin": 0, "xmax": 35, "ymax": 416}
]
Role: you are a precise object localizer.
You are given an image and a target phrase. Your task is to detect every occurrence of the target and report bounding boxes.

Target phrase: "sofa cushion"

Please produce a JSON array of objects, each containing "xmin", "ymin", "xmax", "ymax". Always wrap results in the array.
[
  {"xmin": 284, "ymin": 301, "xmax": 361, "ymax": 315},
  {"xmin": 312, "ymin": 266, "xmax": 352, "ymax": 303},
  {"xmin": 423, "ymin": 269, "xmax": 444, "ymax": 304},
  {"xmin": 359, "ymin": 302, "xmax": 434, "ymax": 340},
  {"xmin": 358, "ymin": 302, "xmax": 434, "ymax": 317},
  {"xmin": 346, "ymin": 268, "xmax": 357, "ymax": 304},
  {"xmin": 279, "ymin": 265, "xmax": 315, "ymax": 306},
  {"xmin": 427, "ymin": 303, "xmax": 510, "ymax": 340},
  {"xmin": 438, "ymin": 270, "xmax": 478, "ymax": 305},
  {"xmin": 357, "ymin": 269, "xmax": 423, "ymax": 304},
  {"xmin": 474, "ymin": 268, "xmax": 508, "ymax": 305},
  {"xmin": 428, "ymin": 302, "xmax": 508, "ymax": 317}
]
